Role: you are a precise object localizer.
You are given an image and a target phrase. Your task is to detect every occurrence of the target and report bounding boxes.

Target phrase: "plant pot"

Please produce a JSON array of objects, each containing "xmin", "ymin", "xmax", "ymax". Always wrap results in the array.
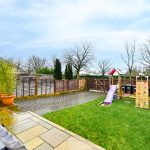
[
  {"xmin": 1, "ymin": 95, "xmax": 14, "ymax": 106},
  {"xmin": 0, "ymin": 93, "xmax": 6, "ymax": 103},
  {"xmin": 0, "ymin": 93, "xmax": 6, "ymax": 98}
]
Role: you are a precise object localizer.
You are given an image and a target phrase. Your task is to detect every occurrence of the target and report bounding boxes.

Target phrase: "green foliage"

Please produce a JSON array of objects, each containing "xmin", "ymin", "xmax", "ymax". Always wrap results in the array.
[
  {"xmin": 53, "ymin": 59, "xmax": 62, "ymax": 80},
  {"xmin": 43, "ymin": 97, "xmax": 150, "ymax": 150},
  {"xmin": 0, "ymin": 60, "xmax": 16, "ymax": 95},
  {"xmin": 36, "ymin": 67, "xmax": 54, "ymax": 74},
  {"xmin": 65, "ymin": 62, "xmax": 73, "ymax": 79}
]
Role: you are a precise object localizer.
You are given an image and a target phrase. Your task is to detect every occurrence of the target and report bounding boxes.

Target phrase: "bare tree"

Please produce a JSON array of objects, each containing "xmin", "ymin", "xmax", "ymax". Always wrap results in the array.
[
  {"xmin": 64, "ymin": 42, "xmax": 94, "ymax": 79},
  {"xmin": 25, "ymin": 55, "xmax": 47, "ymax": 73},
  {"xmin": 0, "ymin": 57, "xmax": 14, "ymax": 65},
  {"xmin": 141, "ymin": 40, "xmax": 150, "ymax": 68},
  {"xmin": 14, "ymin": 59, "xmax": 23, "ymax": 71},
  {"xmin": 98, "ymin": 59, "xmax": 112, "ymax": 77},
  {"xmin": 121, "ymin": 40, "xmax": 136, "ymax": 83}
]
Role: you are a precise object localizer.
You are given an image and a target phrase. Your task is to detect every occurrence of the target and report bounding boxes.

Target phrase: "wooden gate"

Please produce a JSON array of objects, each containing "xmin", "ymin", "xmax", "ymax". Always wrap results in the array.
[{"xmin": 88, "ymin": 79, "xmax": 109, "ymax": 92}]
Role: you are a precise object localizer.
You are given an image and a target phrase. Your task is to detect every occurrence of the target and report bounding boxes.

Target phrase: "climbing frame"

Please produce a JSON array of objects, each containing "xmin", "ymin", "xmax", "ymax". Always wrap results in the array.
[{"xmin": 136, "ymin": 76, "xmax": 149, "ymax": 109}]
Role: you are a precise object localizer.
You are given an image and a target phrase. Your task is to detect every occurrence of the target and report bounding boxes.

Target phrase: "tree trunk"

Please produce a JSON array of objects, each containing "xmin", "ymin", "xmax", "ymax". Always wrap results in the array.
[
  {"xmin": 129, "ymin": 71, "xmax": 132, "ymax": 85},
  {"xmin": 77, "ymin": 70, "xmax": 80, "ymax": 79},
  {"xmin": 102, "ymin": 74, "xmax": 105, "ymax": 92}
]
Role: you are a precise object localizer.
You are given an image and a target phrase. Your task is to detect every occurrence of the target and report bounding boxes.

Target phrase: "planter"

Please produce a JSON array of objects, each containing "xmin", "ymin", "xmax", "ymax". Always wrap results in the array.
[
  {"xmin": 0, "ymin": 93, "xmax": 6, "ymax": 103},
  {"xmin": 0, "ymin": 93, "xmax": 6, "ymax": 98},
  {"xmin": 1, "ymin": 95, "xmax": 14, "ymax": 106}
]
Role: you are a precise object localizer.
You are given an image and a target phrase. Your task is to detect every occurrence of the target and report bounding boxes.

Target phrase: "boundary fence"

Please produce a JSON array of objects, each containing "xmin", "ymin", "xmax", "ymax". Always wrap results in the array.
[
  {"xmin": 15, "ymin": 77, "xmax": 87, "ymax": 97},
  {"xmin": 87, "ymin": 78, "xmax": 138, "ymax": 92}
]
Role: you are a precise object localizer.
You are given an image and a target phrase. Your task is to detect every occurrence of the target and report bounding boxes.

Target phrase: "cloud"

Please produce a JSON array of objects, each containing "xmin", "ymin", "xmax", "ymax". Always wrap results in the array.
[{"xmin": 0, "ymin": 0, "xmax": 150, "ymax": 68}]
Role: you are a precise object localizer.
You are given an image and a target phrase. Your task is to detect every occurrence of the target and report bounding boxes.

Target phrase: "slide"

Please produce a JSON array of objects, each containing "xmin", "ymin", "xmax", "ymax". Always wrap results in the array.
[{"xmin": 103, "ymin": 85, "xmax": 117, "ymax": 105}]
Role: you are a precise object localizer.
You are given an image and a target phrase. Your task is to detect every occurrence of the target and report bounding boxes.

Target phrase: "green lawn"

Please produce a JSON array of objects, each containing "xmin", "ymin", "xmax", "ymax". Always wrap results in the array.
[{"xmin": 43, "ymin": 97, "xmax": 150, "ymax": 150}]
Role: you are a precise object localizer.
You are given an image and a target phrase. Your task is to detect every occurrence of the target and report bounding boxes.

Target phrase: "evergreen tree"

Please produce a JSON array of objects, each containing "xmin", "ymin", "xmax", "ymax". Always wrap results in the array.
[
  {"xmin": 53, "ymin": 59, "xmax": 62, "ymax": 79},
  {"xmin": 65, "ymin": 62, "xmax": 73, "ymax": 79},
  {"xmin": 65, "ymin": 64, "xmax": 68, "ymax": 79},
  {"xmin": 68, "ymin": 63, "xmax": 73, "ymax": 79}
]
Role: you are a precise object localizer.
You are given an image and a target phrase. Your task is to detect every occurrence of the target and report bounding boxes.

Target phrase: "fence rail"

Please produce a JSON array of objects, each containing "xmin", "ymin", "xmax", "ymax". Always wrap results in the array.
[{"xmin": 15, "ymin": 77, "xmax": 87, "ymax": 97}]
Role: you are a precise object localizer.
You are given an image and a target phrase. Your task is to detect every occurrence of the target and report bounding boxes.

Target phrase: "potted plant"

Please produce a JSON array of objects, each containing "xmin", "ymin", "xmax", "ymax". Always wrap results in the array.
[{"xmin": 0, "ymin": 59, "xmax": 16, "ymax": 105}]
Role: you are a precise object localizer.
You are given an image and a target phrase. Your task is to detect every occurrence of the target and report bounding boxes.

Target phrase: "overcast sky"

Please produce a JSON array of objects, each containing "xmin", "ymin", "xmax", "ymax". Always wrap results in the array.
[{"xmin": 0, "ymin": 0, "xmax": 150, "ymax": 70}]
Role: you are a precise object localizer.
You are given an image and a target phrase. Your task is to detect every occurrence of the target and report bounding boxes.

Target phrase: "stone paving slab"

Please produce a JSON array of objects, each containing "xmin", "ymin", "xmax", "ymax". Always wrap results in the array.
[
  {"xmin": 16, "ymin": 125, "xmax": 48, "ymax": 143},
  {"xmin": 40, "ymin": 128, "xmax": 70, "ymax": 148},
  {"xmin": 55, "ymin": 136, "xmax": 93, "ymax": 150},
  {"xmin": 16, "ymin": 91, "xmax": 103, "ymax": 115},
  {"xmin": 24, "ymin": 137, "xmax": 44, "ymax": 150},
  {"xmin": 10, "ymin": 119, "xmax": 37, "ymax": 134},
  {"xmin": 38, "ymin": 120, "xmax": 53, "ymax": 129},
  {"xmin": 34, "ymin": 143, "xmax": 53, "ymax": 150},
  {"xmin": 0, "ymin": 107, "xmax": 105, "ymax": 150}
]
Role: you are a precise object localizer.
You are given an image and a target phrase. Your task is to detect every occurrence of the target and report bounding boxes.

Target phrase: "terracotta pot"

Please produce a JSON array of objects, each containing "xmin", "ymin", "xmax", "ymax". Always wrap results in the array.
[
  {"xmin": 1, "ymin": 95, "xmax": 14, "ymax": 106},
  {"xmin": 0, "ymin": 93, "xmax": 6, "ymax": 102},
  {"xmin": 0, "ymin": 93, "xmax": 6, "ymax": 98}
]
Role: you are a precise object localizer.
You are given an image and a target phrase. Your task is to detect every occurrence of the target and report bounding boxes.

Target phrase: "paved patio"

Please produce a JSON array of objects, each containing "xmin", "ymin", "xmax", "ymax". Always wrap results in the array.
[
  {"xmin": 16, "ymin": 91, "xmax": 104, "ymax": 115},
  {"xmin": 0, "ymin": 107, "xmax": 104, "ymax": 150}
]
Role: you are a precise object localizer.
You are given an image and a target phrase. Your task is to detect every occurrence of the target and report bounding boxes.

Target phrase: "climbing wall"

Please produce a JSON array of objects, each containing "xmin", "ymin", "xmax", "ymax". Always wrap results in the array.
[{"xmin": 136, "ymin": 76, "xmax": 149, "ymax": 109}]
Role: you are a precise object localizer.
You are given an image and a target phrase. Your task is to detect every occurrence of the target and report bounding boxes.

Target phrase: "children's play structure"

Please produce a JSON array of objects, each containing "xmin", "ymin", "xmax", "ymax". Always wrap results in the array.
[
  {"xmin": 136, "ymin": 76, "xmax": 149, "ymax": 109},
  {"xmin": 99, "ymin": 68, "xmax": 149, "ymax": 109},
  {"xmin": 102, "ymin": 85, "xmax": 117, "ymax": 105},
  {"xmin": 99, "ymin": 69, "xmax": 123, "ymax": 106}
]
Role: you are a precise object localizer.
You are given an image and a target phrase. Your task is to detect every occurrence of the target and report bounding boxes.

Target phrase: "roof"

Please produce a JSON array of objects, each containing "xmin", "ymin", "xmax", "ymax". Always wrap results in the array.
[{"xmin": 109, "ymin": 68, "xmax": 124, "ymax": 75}]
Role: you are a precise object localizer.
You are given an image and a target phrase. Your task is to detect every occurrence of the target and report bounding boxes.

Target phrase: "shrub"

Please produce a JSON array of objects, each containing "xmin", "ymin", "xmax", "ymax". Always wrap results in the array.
[
  {"xmin": 0, "ymin": 60, "xmax": 16, "ymax": 95},
  {"xmin": 36, "ymin": 67, "xmax": 54, "ymax": 74}
]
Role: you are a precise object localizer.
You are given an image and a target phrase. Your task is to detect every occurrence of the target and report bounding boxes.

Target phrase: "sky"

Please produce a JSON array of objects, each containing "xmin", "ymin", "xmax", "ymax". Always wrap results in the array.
[{"xmin": 0, "ymin": 0, "xmax": 150, "ymax": 70}]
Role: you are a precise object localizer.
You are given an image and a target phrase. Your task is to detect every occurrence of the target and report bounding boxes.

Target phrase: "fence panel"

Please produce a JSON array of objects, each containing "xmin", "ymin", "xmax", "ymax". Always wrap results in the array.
[
  {"xmin": 15, "ymin": 76, "xmax": 54, "ymax": 97},
  {"xmin": 88, "ymin": 78, "xmax": 138, "ymax": 92},
  {"xmin": 15, "ymin": 77, "xmax": 86, "ymax": 97},
  {"xmin": 79, "ymin": 79, "xmax": 86, "ymax": 90}
]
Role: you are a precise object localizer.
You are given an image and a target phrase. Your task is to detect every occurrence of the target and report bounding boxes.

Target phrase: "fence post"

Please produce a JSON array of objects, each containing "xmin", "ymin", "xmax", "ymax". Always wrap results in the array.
[
  {"xmin": 67, "ymin": 80, "xmax": 69, "ymax": 91},
  {"xmin": 22, "ymin": 78, "xmax": 25, "ymax": 97},
  {"xmin": 29, "ymin": 78, "xmax": 31, "ymax": 96},
  {"xmin": 15, "ymin": 78, "xmax": 18, "ymax": 97},
  {"xmin": 54, "ymin": 80, "xmax": 56, "ymax": 94},
  {"xmin": 41, "ymin": 79, "xmax": 43, "ymax": 95},
  {"xmin": 103, "ymin": 78, "xmax": 105, "ymax": 93},
  {"xmin": 86, "ymin": 79, "xmax": 89, "ymax": 90},
  {"xmin": 45, "ymin": 79, "xmax": 47, "ymax": 95},
  {"xmin": 35, "ymin": 75, "xmax": 38, "ymax": 95}
]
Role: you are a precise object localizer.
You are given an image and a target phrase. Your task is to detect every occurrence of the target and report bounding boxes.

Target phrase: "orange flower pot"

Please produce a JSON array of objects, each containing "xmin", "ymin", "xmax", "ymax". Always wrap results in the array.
[
  {"xmin": 0, "ymin": 93, "xmax": 6, "ymax": 98},
  {"xmin": 1, "ymin": 95, "xmax": 14, "ymax": 106}
]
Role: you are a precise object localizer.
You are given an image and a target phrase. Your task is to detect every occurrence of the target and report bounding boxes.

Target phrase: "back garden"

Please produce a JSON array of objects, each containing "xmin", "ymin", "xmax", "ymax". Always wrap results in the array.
[
  {"xmin": 43, "ymin": 97, "xmax": 150, "ymax": 150},
  {"xmin": 0, "ymin": 57, "xmax": 150, "ymax": 150}
]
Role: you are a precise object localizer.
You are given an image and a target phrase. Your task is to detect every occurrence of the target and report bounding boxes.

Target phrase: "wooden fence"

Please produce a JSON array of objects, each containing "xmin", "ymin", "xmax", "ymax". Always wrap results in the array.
[
  {"xmin": 15, "ymin": 76, "xmax": 147, "ymax": 97},
  {"xmin": 87, "ymin": 77, "xmax": 138, "ymax": 92},
  {"xmin": 15, "ymin": 77, "xmax": 87, "ymax": 97}
]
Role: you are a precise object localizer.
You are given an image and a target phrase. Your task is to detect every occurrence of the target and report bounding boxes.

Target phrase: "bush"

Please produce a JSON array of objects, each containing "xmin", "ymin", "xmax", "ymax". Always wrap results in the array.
[
  {"xmin": 36, "ymin": 67, "xmax": 54, "ymax": 74},
  {"xmin": 0, "ymin": 60, "xmax": 16, "ymax": 95}
]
